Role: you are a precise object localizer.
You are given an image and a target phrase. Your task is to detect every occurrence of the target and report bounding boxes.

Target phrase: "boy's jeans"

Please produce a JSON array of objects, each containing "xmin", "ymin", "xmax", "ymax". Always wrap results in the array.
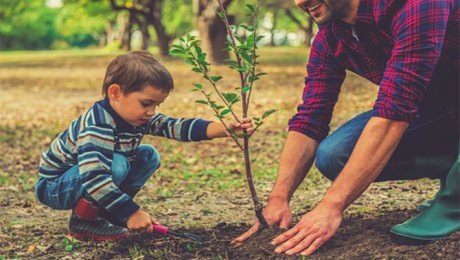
[
  {"xmin": 35, "ymin": 144, "xmax": 160, "ymax": 210},
  {"xmin": 315, "ymin": 103, "xmax": 458, "ymax": 182}
]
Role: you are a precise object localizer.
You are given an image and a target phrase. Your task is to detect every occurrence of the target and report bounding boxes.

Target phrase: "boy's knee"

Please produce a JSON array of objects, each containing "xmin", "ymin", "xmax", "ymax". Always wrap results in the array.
[
  {"xmin": 138, "ymin": 144, "xmax": 161, "ymax": 173},
  {"xmin": 315, "ymin": 138, "xmax": 347, "ymax": 181},
  {"xmin": 111, "ymin": 153, "xmax": 130, "ymax": 185}
]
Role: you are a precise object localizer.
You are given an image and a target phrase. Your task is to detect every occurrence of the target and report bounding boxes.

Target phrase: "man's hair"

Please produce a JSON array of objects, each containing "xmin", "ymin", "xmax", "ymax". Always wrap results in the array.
[{"xmin": 102, "ymin": 51, "xmax": 174, "ymax": 96}]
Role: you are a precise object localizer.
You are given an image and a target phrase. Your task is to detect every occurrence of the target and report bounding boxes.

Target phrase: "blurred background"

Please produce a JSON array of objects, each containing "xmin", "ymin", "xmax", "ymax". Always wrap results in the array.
[{"xmin": 0, "ymin": 0, "xmax": 317, "ymax": 60}]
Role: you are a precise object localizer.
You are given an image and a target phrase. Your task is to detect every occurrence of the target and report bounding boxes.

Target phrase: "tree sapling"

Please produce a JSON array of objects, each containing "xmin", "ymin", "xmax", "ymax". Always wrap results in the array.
[{"xmin": 170, "ymin": 0, "xmax": 274, "ymax": 232}]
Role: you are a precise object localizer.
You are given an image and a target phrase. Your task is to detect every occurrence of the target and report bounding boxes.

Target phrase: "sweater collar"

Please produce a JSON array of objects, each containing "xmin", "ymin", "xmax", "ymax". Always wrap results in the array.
[{"xmin": 99, "ymin": 98, "xmax": 140, "ymax": 133}]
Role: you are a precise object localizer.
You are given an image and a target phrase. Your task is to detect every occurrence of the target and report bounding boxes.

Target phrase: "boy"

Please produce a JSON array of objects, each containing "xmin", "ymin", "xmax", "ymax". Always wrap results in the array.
[{"xmin": 35, "ymin": 51, "xmax": 253, "ymax": 240}]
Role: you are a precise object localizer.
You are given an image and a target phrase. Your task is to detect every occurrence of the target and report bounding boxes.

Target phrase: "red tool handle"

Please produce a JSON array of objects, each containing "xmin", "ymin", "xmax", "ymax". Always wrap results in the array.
[{"xmin": 152, "ymin": 224, "xmax": 168, "ymax": 236}]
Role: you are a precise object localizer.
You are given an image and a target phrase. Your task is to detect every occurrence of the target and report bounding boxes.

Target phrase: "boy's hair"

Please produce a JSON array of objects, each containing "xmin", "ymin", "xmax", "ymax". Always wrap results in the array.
[{"xmin": 102, "ymin": 51, "xmax": 174, "ymax": 96}]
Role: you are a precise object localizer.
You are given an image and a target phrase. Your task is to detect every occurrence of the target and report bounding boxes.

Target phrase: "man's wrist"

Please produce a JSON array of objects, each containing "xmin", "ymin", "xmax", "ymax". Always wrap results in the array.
[
  {"xmin": 319, "ymin": 195, "xmax": 346, "ymax": 213},
  {"xmin": 268, "ymin": 192, "xmax": 289, "ymax": 204}
]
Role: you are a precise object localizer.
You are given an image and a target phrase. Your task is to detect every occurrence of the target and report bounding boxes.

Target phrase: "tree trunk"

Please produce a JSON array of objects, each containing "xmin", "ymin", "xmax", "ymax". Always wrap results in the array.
[
  {"xmin": 270, "ymin": 11, "xmax": 277, "ymax": 46},
  {"xmin": 305, "ymin": 16, "xmax": 314, "ymax": 47},
  {"xmin": 133, "ymin": 15, "xmax": 150, "ymax": 50},
  {"xmin": 284, "ymin": 8, "xmax": 315, "ymax": 47},
  {"xmin": 193, "ymin": 0, "xmax": 232, "ymax": 64},
  {"xmin": 147, "ymin": 0, "xmax": 170, "ymax": 56},
  {"xmin": 121, "ymin": 14, "xmax": 135, "ymax": 51}
]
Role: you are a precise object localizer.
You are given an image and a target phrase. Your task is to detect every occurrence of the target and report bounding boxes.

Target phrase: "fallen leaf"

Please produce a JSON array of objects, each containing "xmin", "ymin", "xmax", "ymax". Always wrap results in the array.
[{"xmin": 27, "ymin": 244, "xmax": 36, "ymax": 253}]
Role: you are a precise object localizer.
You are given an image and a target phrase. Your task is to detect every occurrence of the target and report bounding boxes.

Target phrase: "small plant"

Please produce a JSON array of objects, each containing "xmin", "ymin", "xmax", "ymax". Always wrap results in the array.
[{"xmin": 170, "ymin": 0, "xmax": 273, "ymax": 228}]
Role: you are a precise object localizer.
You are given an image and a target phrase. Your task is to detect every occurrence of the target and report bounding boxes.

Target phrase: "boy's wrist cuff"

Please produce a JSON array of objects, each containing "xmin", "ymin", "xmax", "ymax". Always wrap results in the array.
[{"xmin": 113, "ymin": 199, "xmax": 140, "ymax": 222}]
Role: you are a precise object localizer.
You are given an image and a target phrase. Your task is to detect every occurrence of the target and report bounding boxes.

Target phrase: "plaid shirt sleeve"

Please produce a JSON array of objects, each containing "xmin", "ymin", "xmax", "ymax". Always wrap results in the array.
[
  {"xmin": 288, "ymin": 29, "xmax": 346, "ymax": 142},
  {"xmin": 372, "ymin": 0, "xmax": 453, "ymax": 122}
]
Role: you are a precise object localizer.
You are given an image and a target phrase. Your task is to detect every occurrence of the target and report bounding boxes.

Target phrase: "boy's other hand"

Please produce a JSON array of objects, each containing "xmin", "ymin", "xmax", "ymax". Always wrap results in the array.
[
  {"xmin": 127, "ymin": 209, "xmax": 159, "ymax": 233},
  {"xmin": 228, "ymin": 118, "xmax": 254, "ymax": 137}
]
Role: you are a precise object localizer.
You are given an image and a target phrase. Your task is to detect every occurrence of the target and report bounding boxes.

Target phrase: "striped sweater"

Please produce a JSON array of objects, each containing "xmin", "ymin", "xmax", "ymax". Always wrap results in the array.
[{"xmin": 39, "ymin": 99, "xmax": 211, "ymax": 222}]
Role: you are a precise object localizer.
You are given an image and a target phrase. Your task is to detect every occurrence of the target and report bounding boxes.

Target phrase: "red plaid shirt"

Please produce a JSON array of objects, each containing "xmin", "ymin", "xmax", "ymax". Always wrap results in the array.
[{"xmin": 289, "ymin": 0, "xmax": 459, "ymax": 142}]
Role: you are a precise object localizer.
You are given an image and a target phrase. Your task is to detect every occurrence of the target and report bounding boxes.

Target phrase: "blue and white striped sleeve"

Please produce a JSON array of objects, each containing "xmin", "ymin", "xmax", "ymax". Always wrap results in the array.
[
  {"xmin": 145, "ymin": 113, "xmax": 211, "ymax": 141},
  {"xmin": 77, "ymin": 124, "xmax": 139, "ymax": 222}
]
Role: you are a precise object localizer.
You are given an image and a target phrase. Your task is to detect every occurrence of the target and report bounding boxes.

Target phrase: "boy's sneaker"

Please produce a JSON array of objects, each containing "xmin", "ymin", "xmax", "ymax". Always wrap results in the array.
[
  {"xmin": 68, "ymin": 211, "xmax": 129, "ymax": 241},
  {"xmin": 68, "ymin": 197, "xmax": 129, "ymax": 241}
]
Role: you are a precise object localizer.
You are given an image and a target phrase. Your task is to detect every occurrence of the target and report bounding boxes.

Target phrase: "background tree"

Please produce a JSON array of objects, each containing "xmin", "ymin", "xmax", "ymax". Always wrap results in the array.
[
  {"xmin": 0, "ymin": 0, "xmax": 57, "ymax": 50},
  {"xmin": 109, "ymin": 0, "xmax": 173, "ymax": 56},
  {"xmin": 192, "ymin": 0, "xmax": 232, "ymax": 64}
]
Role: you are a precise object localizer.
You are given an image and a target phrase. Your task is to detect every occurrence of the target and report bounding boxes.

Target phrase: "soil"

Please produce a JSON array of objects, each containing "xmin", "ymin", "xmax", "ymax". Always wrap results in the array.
[
  {"xmin": 20, "ymin": 211, "xmax": 456, "ymax": 260},
  {"xmin": 98, "ymin": 211, "xmax": 459, "ymax": 260}
]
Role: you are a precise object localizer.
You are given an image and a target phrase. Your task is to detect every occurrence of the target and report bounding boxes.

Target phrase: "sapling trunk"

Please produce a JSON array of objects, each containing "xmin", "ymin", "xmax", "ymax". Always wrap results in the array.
[{"xmin": 170, "ymin": 0, "xmax": 273, "ymax": 229}]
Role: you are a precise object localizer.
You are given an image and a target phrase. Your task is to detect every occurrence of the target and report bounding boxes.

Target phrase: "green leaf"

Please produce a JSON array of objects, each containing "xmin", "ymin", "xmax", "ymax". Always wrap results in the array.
[
  {"xmin": 256, "ymin": 35, "xmax": 265, "ymax": 42},
  {"xmin": 237, "ymin": 67, "xmax": 249, "ymax": 72},
  {"xmin": 217, "ymin": 11, "xmax": 225, "ymax": 19},
  {"xmin": 240, "ymin": 52, "xmax": 253, "ymax": 64},
  {"xmin": 246, "ymin": 4, "xmax": 255, "ymax": 13},
  {"xmin": 185, "ymin": 58, "xmax": 196, "ymax": 66},
  {"xmin": 223, "ymin": 59, "xmax": 238, "ymax": 65},
  {"xmin": 242, "ymin": 86, "xmax": 251, "ymax": 93},
  {"xmin": 195, "ymin": 100, "xmax": 208, "ymax": 105},
  {"xmin": 193, "ymin": 83, "xmax": 203, "ymax": 90},
  {"xmin": 262, "ymin": 109, "xmax": 277, "ymax": 119},
  {"xmin": 220, "ymin": 109, "xmax": 231, "ymax": 117},
  {"xmin": 172, "ymin": 44, "xmax": 184, "ymax": 49},
  {"xmin": 222, "ymin": 92, "xmax": 240, "ymax": 104},
  {"xmin": 65, "ymin": 245, "xmax": 73, "ymax": 252},
  {"xmin": 169, "ymin": 49, "xmax": 183, "ymax": 55},
  {"xmin": 210, "ymin": 76, "xmax": 223, "ymax": 82},
  {"xmin": 256, "ymin": 72, "xmax": 267, "ymax": 77},
  {"xmin": 192, "ymin": 67, "xmax": 201, "ymax": 73}
]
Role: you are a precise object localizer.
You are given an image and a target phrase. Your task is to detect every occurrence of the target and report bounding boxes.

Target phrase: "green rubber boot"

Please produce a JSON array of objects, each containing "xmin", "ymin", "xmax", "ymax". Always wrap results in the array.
[
  {"xmin": 391, "ymin": 155, "xmax": 460, "ymax": 245},
  {"xmin": 415, "ymin": 177, "xmax": 446, "ymax": 212}
]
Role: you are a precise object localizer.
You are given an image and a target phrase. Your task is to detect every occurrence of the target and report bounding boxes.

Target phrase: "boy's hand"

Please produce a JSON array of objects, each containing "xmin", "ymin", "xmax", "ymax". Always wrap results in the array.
[
  {"xmin": 228, "ymin": 118, "xmax": 254, "ymax": 137},
  {"xmin": 127, "ymin": 209, "xmax": 159, "ymax": 233}
]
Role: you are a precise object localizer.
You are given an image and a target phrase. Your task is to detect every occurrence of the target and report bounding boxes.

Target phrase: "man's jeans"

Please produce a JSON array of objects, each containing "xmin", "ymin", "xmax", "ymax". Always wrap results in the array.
[
  {"xmin": 315, "ymin": 104, "xmax": 458, "ymax": 182},
  {"xmin": 35, "ymin": 144, "xmax": 160, "ymax": 210}
]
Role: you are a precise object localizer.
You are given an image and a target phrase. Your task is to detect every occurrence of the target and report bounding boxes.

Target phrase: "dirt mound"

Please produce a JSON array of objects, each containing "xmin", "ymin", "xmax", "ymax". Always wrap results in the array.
[{"xmin": 92, "ymin": 211, "xmax": 460, "ymax": 259}]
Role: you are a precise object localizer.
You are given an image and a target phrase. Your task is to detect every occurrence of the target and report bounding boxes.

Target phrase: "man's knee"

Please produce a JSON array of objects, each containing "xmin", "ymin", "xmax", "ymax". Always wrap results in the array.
[{"xmin": 315, "ymin": 138, "xmax": 346, "ymax": 181}]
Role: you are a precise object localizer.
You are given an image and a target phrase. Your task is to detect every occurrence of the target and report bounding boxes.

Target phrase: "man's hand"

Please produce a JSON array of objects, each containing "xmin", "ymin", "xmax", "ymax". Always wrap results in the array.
[
  {"xmin": 231, "ymin": 196, "xmax": 292, "ymax": 245},
  {"xmin": 127, "ymin": 209, "xmax": 159, "ymax": 233},
  {"xmin": 272, "ymin": 202, "xmax": 342, "ymax": 256}
]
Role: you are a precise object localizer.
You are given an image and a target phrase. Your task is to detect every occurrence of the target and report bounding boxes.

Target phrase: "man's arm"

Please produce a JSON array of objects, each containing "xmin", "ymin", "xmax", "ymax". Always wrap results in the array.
[
  {"xmin": 272, "ymin": 117, "xmax": 408, "ymax": 256},
  {"xmin": 322, "ymin": 117, "xmax": 408, "ymax": 209},
  {"xmin": 268, "ymin": 131, "xmax": 318, "ymax": 203},
  {"xmin": 273, "ymin": 0, "xmax": 453, "ymax": 256}
]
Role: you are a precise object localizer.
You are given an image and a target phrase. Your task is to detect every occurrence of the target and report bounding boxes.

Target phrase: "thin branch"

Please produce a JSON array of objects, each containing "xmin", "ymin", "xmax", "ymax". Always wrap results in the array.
[
  {"xmin": 245, "ymin": 1, "xmax": 260, "ymax": 114},
  {"xmin": 184, "ymin": 41, "xmax": 241, "ymax": 123},
  {"xmin": 198, "ymin": 89, "xmax": 244, "ymax": 151},
  {"xmin": 217, "ymin": 0, "xmax": 249, "ymax": 117}
]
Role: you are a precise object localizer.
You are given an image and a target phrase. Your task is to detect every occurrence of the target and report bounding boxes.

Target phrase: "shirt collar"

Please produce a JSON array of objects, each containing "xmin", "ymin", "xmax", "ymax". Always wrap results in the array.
[{"xmin": 99, "ymin": 98, "xmax": 140, "ymax": 133}]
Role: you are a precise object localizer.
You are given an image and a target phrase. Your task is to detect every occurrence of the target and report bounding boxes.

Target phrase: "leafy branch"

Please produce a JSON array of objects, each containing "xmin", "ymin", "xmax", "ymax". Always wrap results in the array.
[{"xmin": 170, "ymin": 0, "xmax": 275, "ymax": 227}]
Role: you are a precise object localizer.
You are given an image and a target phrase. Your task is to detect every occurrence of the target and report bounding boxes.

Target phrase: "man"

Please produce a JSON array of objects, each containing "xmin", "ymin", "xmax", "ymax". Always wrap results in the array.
[{"xmin": 233, "ymin": 0, "xmax": 459, "ymax": 256}]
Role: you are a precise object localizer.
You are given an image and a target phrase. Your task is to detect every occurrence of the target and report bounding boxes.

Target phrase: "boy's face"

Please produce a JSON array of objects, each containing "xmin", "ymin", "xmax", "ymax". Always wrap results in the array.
[{"xmin": 109, "ymin": 84, "xmax": 170, "ymax": 126}]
